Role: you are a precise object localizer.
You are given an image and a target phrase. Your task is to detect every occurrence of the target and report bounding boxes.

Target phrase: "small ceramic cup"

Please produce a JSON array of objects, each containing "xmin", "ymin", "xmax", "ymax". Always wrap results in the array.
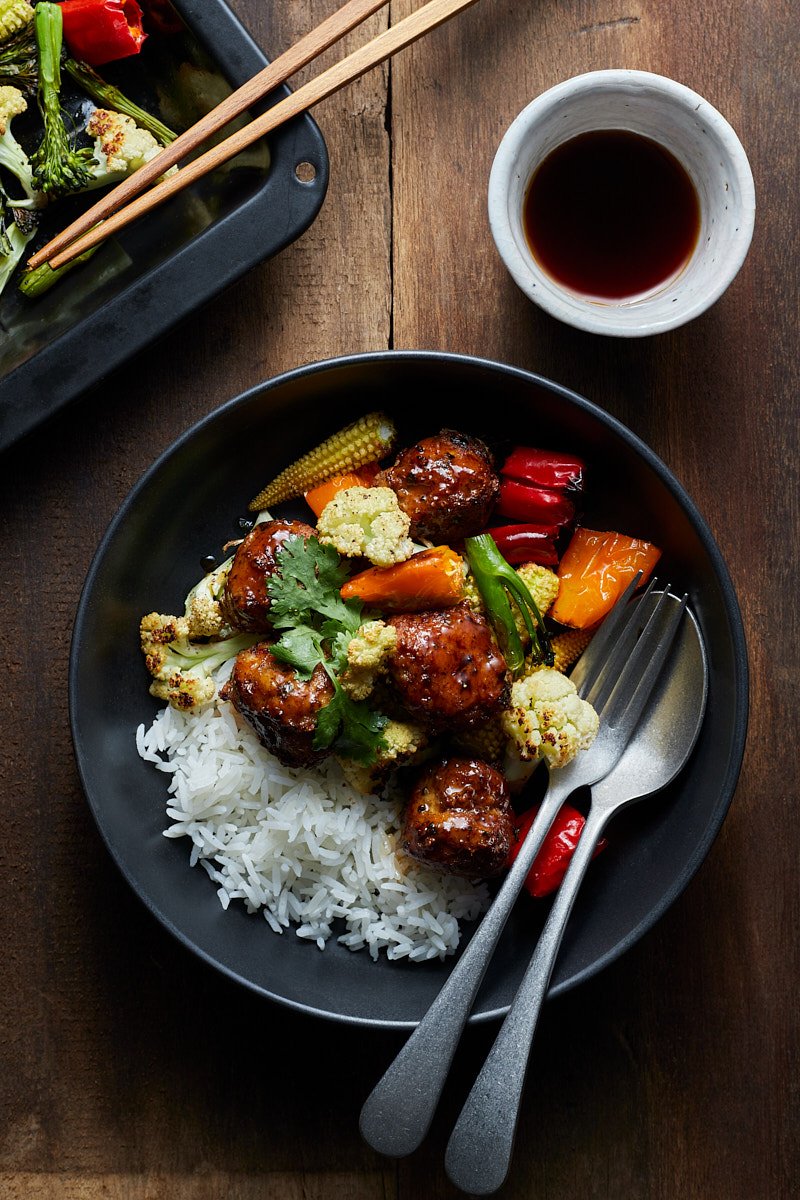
[{"xmin": 488, "ymin": 70, "xmax": 755, "ymax": 336}]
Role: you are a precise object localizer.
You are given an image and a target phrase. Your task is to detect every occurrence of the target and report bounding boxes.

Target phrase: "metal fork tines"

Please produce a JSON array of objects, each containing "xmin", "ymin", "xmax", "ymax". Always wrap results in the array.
[
  {"xmin": 585, "ymin": 583, "xmax": 688, "ymax": 727},
  {"xmin": 359, "ymin": 575, "xmax": 682, "ymax": 1160}
]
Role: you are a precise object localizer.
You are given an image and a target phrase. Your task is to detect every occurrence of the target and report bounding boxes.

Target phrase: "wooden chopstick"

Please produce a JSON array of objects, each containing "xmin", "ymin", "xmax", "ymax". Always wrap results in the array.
[
  {"xmin": 37, "ymin": 0, "xmax": 482, "ymax": 271},
  {"xmin": 27, "ymin": 0, "xmax": 393, "ymax": 270}
]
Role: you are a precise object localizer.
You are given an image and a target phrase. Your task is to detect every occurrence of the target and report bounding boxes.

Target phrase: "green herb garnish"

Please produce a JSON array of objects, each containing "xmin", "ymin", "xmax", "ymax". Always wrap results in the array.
[{"xmin": 266, "ymin": 536, "xmax": 388, "ymax": 765}]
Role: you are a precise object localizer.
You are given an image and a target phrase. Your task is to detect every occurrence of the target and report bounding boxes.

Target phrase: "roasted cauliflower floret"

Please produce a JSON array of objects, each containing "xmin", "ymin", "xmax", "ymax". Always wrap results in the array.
[
  {"xmin": 0, "ymin": 85, "xmax": 38, "ymax": 204},
  {"xmin": 317, "ymin": 486, "xmax": 414, "ymax": 567},
  {"xmin": 87, "ymin": 108, "xmax": 176, "ymax": 179},
  {"xmin": 0, "ymin": 83, "xmax": 26, "ymax": 132},
  {"xmin": 183, "ymin": 554, "xmax": 233, "ymax": 639},
  {"xmin": 338, "ymin": 718, "xmax": 426, "ymax": 795},
  {"xmin": 516, "ymin": 561, "xmax": 559, "ymax": 616},
  {"xmin": 462, "ymin": 563, "xmax": 558, "ymax": 638},
  {"xmin": 510, "ymin": 561, "xmax": 561, "ymax": 648},
  {"xmin": 140, "ymin": 612, "xmax": 257, "ymax": 712},
  {"xmin": 341, "ymin": 619, "xmax": 398, "ymax": 700},
  {"xmin": 502, "ymin": 666, "xmax": 599, "ymax": 768}
]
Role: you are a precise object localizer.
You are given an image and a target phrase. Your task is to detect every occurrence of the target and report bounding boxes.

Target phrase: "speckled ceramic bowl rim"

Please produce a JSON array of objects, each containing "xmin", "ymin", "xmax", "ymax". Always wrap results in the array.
[{"xmin": 488, "ymin": 70, "xmax": 756, "ymax": 337}]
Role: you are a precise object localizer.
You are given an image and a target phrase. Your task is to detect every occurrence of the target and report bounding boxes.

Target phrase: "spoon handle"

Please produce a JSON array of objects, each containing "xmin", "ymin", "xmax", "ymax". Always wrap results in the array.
[
  {"xmin": 444, "ymin": 803, "xmax": 610, "ymax": 1195},
  {"xmin": 359, "ymin": 782, "xmax": 573, "ymax": 1158}
]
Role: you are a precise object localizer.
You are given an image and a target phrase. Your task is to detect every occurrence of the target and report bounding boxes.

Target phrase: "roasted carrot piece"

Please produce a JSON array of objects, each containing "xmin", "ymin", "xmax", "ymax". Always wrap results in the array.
[
  {"xmin": 340, "ymin": 546, "xmax": 465, "ymax": 611},
  {"xmin": 305, "ymin": 462, "xmax": 381, "ymax": 517},
  {"xmin": 550, "ymin": 527, "xmax": 661, "ymax": 629}
]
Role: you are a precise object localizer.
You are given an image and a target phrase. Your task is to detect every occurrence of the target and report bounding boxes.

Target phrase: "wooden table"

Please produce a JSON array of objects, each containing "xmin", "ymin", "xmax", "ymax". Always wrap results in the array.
[{"xmin": 1, "ymin": 1, "xmax": 797, "ymax": 1196}]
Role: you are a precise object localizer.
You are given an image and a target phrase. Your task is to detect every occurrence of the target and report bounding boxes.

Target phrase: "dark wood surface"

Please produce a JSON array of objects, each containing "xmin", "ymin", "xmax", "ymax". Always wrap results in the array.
[{"xmin": 1, "ymin": 0, "xmax": 797, "ymax": 1196}]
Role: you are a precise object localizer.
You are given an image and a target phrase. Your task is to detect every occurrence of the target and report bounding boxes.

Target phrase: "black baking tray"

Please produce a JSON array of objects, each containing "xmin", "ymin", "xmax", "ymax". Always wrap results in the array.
[{"xmin": 0, "ymin": 0, "xmax": 329, "ymax": 450}]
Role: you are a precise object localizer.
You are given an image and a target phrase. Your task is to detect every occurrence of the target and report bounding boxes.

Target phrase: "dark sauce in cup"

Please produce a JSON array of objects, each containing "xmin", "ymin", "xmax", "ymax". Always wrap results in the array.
[{"xmin": 523, "ymin": 129, "xmax": 701, "ymax": 300}]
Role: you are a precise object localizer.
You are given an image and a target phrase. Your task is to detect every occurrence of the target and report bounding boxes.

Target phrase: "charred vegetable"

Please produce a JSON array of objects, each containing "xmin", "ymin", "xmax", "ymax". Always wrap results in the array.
[
  {"xmin": 19, "ymin": 244, "xmax": 98, "ymax": 297},
  {"xmin": 550, "ymin": 527, "xmax": 661, "ymax": 629},
  {"xmin": 0, "ymin": 23, "xmax": 36, "ymax": 93},
  {"xmin": 250, "ymin": 413, "xmax": 397, "ymax": 511},
  {"xmin": 341, "ymin": 545, "xmax": 465, "ymax": 611},
  {"xmin": 59, "ymin": 0, "xmax": 146, "ymax": 67},
  {"xmin": 65, "ymin": 58, "xmax": 177, "ymax": 145},
  {"xmin": 500, "ymin": 446, "xmax": 585, "ymax": 492},
  {"xmin": 31, "ymin": 3, "xmax": 96, "ymax": 197}
]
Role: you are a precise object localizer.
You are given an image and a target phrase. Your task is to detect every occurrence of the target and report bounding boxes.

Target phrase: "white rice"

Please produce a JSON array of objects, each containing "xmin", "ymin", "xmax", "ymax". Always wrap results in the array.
[{"xmin": 135, "ymin": 695, "xmax": 489, "ymax": 961}]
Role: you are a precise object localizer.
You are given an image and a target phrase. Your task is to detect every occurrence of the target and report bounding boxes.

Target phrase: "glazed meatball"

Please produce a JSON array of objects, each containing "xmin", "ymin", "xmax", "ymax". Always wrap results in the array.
[
  {"xmin": 221, "ymin": 643, "xmax": 334, "ymax": 769},
  {"xmin": 221, "ymin": 518, "xmax": 316, "ymax": 633},
  {"xmin": 387, "ymin": 605, "xmax": 508, "ymax": 730},
  {"xmin": 379, "ymin": 429, "xmax": 499, "ymax": 541},
  {"xmin": 403, "ymin": 757, "xmax": 514, "ymax": 878}
]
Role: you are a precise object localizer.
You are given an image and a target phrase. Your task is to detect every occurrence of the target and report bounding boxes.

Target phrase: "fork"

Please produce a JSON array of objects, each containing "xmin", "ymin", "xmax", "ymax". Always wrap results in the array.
[
  {"xmin": 444, "ymin": 590, "xmax": 693, "ymax": 1193},
  {"xmin": 360, "ymin": 576, "xmax": 682, "ymax": 1157}
]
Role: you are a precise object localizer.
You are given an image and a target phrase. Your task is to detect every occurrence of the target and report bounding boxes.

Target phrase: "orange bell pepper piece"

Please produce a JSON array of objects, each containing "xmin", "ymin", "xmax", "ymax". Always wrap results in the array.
[
  {"xmin": 304, "ymin": 462, "xmax": 380, "ymax": 517},
  {"xmin": 340, "ymin": 546, "xmax": 465, "ymax": 611},
  {"xmin": 550, "ymin": 527, "xmax": 661, "ymax": 629}
]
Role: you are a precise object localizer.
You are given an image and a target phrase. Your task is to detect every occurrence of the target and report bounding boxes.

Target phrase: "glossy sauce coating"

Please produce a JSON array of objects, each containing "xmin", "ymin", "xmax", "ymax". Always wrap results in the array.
[
  {"xmin": 221, "ymin": 518, "xmax": 316, "ymax": 633},
  {"xmin": 221, "ymin": 643, "xmax": 334, "ymax": 768},
  {"xmin": 403, "ymin": 757, "xmax": 514, "ymax": 878},
  {"xmin": 387, "ymin": 605, "xmax": 508, "ymax": 730},
  {"xmin": 379, "ymin": 429, "xmax": 499, "ymax": 541}
]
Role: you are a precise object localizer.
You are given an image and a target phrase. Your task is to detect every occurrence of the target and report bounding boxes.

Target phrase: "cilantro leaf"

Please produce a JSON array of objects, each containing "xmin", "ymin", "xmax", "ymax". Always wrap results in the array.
[
  {"xmin": 267, "ymin": 536, "xmax": 360, "ymax": 631},
  {"xmin": 313, "ymin": 680, "xmax": 388, "ymax": 765},
  {"xmin": 269, "ymin": 625, "xmax": 323, "ymax": 678},
  {"xmin": 321, "ymin": 619, "xmax": 356, "ymax": 673}
]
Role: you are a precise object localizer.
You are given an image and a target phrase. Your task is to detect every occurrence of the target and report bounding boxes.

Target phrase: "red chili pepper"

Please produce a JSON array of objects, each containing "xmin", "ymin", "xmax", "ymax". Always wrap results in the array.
[
  {"xmin": 60, "ymin": 0, "xmax": 147, "ymax": 66},
  {"xmin": 506, "ymin": 804, "xmax": 607, "ymax": 898},
  {"xmin": 501, "ymin": 447, "xmax": 585, "ymax": 492},
  {"xmin": 487, "ymin": 524, "xmax": 560, "ymax": 566},
  {"xmin": 496, "ymin": 478, "xmax": 576, "ymax": 527}
]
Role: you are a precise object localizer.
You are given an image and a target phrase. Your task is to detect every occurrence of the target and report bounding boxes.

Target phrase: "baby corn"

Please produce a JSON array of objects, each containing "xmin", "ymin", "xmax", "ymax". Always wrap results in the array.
[
  {"xmin": 551, "ymin": 627, "xmax": 593, "ymax": 674},
  {"xmin": 0, "ymin": 0, "xmax": 33, "ymax": 44},
  {"xmin": 249, "ymin": 412, "xmax": 396, "ymax": 511}
]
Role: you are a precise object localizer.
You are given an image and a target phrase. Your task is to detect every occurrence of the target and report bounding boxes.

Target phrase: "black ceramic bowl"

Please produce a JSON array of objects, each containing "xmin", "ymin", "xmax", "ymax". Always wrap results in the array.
[
  {"xmin": 69, "ymin": 351, "xmax": 748, "ymax": 1028},
  {"xmin": 0, "ymin": 0, "xmax": 328, "ymax": 450}
]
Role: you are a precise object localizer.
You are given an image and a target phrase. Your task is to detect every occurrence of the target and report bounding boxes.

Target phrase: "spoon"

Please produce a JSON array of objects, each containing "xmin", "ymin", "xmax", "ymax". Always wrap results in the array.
[{"xmin": 444, "ymin": 594, "xmax": 708, "ymax": 1194}]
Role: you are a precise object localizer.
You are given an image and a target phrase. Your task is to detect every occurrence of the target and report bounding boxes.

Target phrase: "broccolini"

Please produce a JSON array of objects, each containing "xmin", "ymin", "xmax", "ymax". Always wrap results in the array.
[
  {"xmin": 65, "ymin": 59, "xmax": 177, "ymax": 147},
  {"xmin": 30, "ymin": 2, "xmax": 95, "ymax": 197}
]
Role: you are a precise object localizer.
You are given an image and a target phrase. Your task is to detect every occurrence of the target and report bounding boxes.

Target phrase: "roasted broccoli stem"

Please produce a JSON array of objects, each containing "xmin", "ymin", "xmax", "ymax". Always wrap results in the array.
[
  {"xmin": 30, "ymin": 2, "xmax": 95, "ymax": 197},
  {"xmin": 464, "ymin": 533, "xmax": 554, "ymax": 673},
  {"xmin": 65, "ymin": 59, "xmax": 178, "ymax": 147},
  {"xmin": 19, "ymin": 244, "xmax": 98, "ymax": 297},
  {"xmin": 0, "ymin": 24, "xmax": 36, "ymax": 93}
]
